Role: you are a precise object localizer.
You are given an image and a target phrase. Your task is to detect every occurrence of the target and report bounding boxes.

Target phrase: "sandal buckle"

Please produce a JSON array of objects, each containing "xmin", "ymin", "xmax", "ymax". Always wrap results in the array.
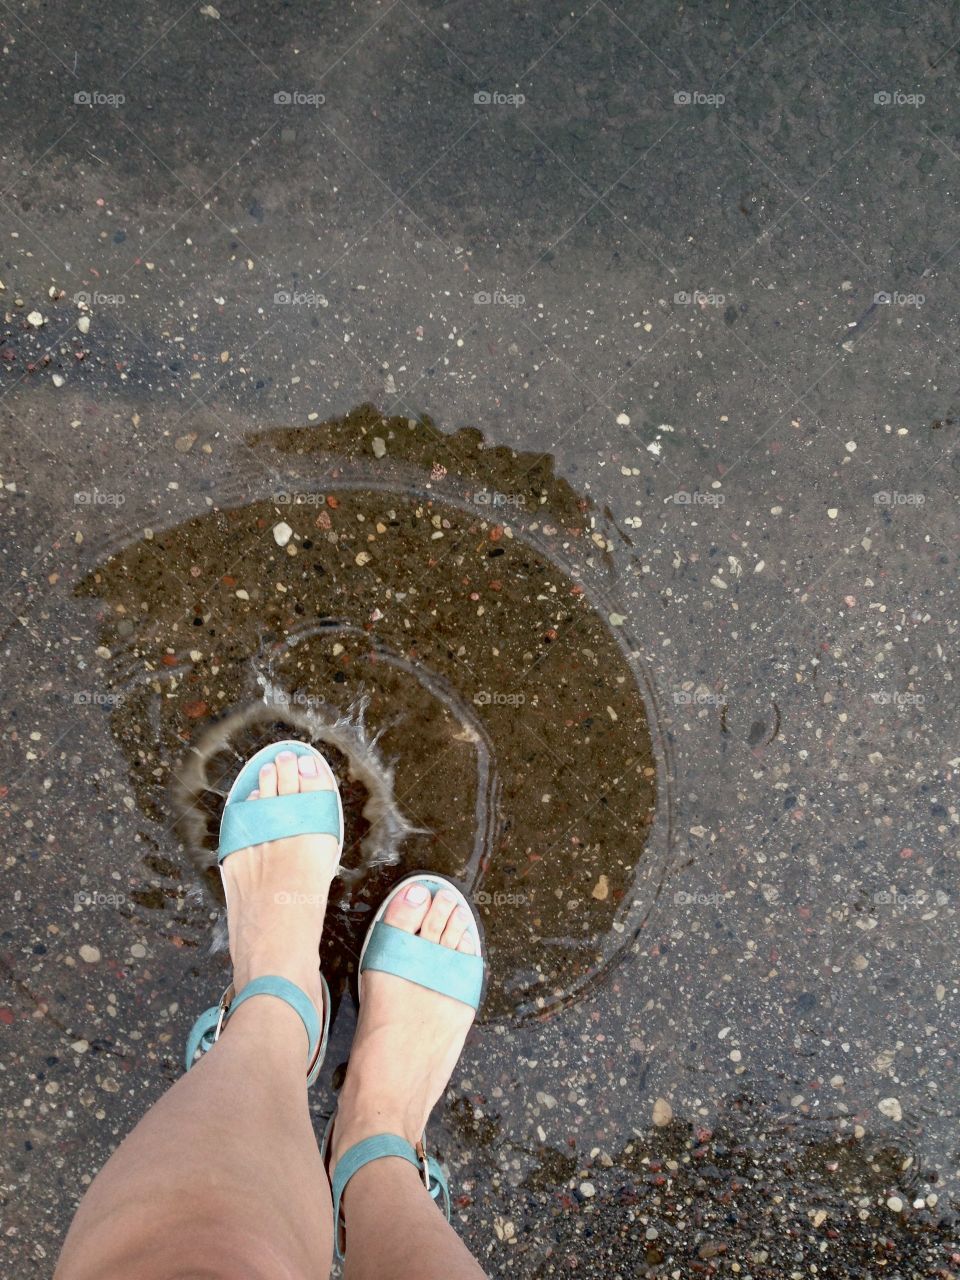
[
  {"xmin": 212, "ymin": 982, "xmax": 235, "ymax": 1044},
  {"xmin": 414, "ymin": 1137, "xmax": 430, "ymax": 1191}
]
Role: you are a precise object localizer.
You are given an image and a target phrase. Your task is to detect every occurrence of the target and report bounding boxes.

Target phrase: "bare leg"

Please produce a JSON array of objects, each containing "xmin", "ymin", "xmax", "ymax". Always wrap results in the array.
[
  {"xmin": 56, "ymin": 750, "xmax": 340, "ymax": 1280},
  {"xmin": 330, "ymin": 883, "xmax": 488, "ymax": 1280}
]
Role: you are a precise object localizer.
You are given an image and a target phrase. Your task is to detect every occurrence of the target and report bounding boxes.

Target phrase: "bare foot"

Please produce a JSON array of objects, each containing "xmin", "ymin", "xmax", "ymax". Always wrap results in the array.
[
  {"xmin": 330, "ymin": 880, "xmax": 479, "ymax": 1167},
  {"xmin": 219, "ymin": 749, "xmax": 340, "ymax": 1024}
]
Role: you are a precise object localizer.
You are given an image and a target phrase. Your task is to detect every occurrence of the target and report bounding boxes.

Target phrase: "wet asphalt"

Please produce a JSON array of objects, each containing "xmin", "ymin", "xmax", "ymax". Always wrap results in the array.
[{"xmin": 1, "ymin": 2, "xmax": 959, "ymax": 1277}]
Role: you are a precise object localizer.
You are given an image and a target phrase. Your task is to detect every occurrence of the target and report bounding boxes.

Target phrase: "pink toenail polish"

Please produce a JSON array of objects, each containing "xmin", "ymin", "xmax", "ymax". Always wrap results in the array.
[
  {"xmin": 298, "ymin": 755, "xmax": 318, "ymax": 777},
  {"xmin": 277, "ymin": 750, "xmax": 295, "ymax": 761},
  {"xmin": 405, "ymin": 883, "xmax": 429, "ymax": 904}
]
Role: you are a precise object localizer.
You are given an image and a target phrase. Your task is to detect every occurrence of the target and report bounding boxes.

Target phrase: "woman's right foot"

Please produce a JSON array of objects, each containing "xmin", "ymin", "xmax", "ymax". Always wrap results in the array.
[{"xmin": 330, "ymin": 881, "xmax": 479, "ymax": 1170}]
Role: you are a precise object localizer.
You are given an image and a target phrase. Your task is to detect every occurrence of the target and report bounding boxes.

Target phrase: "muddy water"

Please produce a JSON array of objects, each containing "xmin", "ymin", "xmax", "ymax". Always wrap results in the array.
[{"xmin": 76, "ymin": 405, "xmax": 665, "ymax": 1024}]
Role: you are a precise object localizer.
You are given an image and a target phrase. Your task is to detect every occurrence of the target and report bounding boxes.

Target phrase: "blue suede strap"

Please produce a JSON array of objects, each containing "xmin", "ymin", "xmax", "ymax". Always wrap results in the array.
[
  {"xmin": 216, "ymin": 739, "xmax": 344, "ymax": 862},
  {"xmin": 183, "ymin": 1004, "xmax": 220, "ymax": 1071},
  {"xmin": 184, "ymin": 974, "xmax": 328, "ymax": 1085},
  {"xmin": 218, "ymin": 790, "xmax": 342, "ymax": 861},
  {"xmin": 360, "ymin": 921, "xmax": 484, "ymax": 1010},
  {"xmin": 331, "ymin": 1134, "xmax": 450, "ymax": 1261},
  {"xmin": 229, "ymin": 975, "xmax": 320, "ymax": 1060}
]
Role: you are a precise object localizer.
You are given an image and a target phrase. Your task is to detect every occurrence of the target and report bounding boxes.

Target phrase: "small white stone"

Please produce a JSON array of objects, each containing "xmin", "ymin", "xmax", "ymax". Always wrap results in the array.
[
  {"xmin": 827, "ymin": 508, "xmax": 838, "ymax": 519},
  {"xmin": 845, "ymin": 440, "xmax": 857, "ymax": 452},
  {"xmin": 652, "ymin": 1097, "xmax": 673, "ymax": 1126},
  {"xmin": 372, "ymin": 436, "xmax": 387, "ymax": 458},
  {"xmin": 27, "ymin": 310, "xmax": 44, "ymax": 327},
  {"xmin": 878, "ymin": 1097, "xmax": 902, "ymax": 1121},
  {"xmin": 79, "ymin": 945, "xmax": 100, "ymax": 963},
  {"xmin": 886, "ymin": 1196, "xmax": 904, "ymax": 1213},
  {"xmin": 272, "ymin": 521, "xmax": 293, "ymax": 547},
  {"xmin": 77, "ymin": 315, "xmax": 90, "ymax": 335},
  {"xmin": 616, "ymin": 412, "xmax": 630, "ymax": 426},
  {"xmin": 52, "ymin": 373, "xmax": 64, "ymax": 387}
]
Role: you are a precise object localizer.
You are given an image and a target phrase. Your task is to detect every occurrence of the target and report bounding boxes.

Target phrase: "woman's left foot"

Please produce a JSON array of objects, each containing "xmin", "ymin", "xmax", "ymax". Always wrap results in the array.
[{"xmin": 221, "ymin": 749, "xmax": 340, "ymax": 1016}]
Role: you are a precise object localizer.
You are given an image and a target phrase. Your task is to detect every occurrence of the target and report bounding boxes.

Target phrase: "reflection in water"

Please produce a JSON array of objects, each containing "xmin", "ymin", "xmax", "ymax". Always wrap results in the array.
[{"xmin": 76, "ymin": 406, "xmax": 665, "ymax": 1023}]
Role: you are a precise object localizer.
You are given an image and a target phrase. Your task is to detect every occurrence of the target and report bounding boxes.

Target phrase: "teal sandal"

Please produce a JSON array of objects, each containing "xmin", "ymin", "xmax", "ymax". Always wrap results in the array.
[
  {"xmin": 321, "ymin": 873, "xmax": 486, "ymax": 1260},
  {"xmin": 184, "ymin": 740, "xmax": 344, "ymax": 1084}
]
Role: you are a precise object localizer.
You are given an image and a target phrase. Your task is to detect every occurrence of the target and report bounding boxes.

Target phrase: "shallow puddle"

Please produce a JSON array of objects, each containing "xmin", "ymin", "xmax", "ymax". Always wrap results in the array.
[{"xmin": 76, "ymin": 405, "xmax": 665, "ymax": 1023}]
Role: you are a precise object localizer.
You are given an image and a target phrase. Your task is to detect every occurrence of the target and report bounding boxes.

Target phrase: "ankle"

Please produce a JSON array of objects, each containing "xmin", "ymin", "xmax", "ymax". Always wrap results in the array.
[{"xmin": 332, "ymin": 1085, "xmax": 422, "ymax": 1160}]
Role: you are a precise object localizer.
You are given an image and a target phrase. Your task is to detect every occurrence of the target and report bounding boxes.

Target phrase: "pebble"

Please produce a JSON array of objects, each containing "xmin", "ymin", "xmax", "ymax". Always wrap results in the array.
[
  {"xmin": 827, "ymin": 508, "xmax": 838, "ymax": 519},
  {"xmin": 52, "ymin": 373, "xmax": 64, "ymax": 387},
  {"xmin": 175, "ymin": 432, "xmax": 198, "ymax": 453},
  {"xmin": 878, "ymin": 1096, "xmax": 902, "ymax": 1121},
  {"xmin": 652, "ymin": 1097, "xmax": 673, "ymax": 1126},
  {"xmin": 579, "ymin": 1181, "xmax": 596, "ymax": 1198},
  {"xmin": 372, "ymin": 436, "xmax": 387, "ymax": 458},
  {"xmin": 886, "ymin": 1195, "xmax": 904, "ymax": 1213},
  {"xmin": 130, "ymin": 943, "xmax": 147, "ymax": 958},
  {"xmin": 77, "ymin": 315, "xmax": 90, "ymax": 334},
  {"xmin": 79, "ymin": 945, "xmax": 100, "ymax": 963},
  {"xmin": 616, "ymin": 412, "xmax": 630, "ymax": 425},
  {"xmin": 27, "ymin": 310, "xmax": 44, "ymax": 327},
  {"xmin": 591, "ymin": 874, "xmax": 609, "ymax": 900},
  {"xmin": 273, "ymin": 521, "xmax": 293, "ymax": 547}
]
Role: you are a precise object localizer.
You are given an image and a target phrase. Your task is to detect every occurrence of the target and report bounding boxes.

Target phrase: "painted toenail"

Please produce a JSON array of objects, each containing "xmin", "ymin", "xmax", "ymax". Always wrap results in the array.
[
  {"xmin": 405, "ymin": 883, "xmax": 429, "ymax": 904},
  {"xmin": 298, "ymin": 754, "xmax": 318, "ymax": 777},
  {"xmin": 277, "ymin": 750, "xmax": 295, "ymax": 762}
]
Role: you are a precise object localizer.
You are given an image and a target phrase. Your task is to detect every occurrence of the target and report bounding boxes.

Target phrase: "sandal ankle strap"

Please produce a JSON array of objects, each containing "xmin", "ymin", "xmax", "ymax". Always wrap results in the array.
[
  {"xmin": 329, "ymin": 1132, "xmax": 450, "ymax": 1260},
  {"xmin": 184, "ymin": 974, "xmax": 329, "ymax": 1086}
]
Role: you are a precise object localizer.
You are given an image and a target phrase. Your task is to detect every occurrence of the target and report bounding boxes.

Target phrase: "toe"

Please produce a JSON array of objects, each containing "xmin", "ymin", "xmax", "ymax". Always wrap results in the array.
[
  {"xmin": 457, "ymin": 930, "xmax": 476, "ymax": 955},
  {"xmin": 274, "ymin": 749, "xmax": 300, "ymax": 794},
  {"xmin": 419, "ymin": 889, "xmax": 458, "ymax": 943},
  {"xmin": 297, "ymin": 750, "xmax": 335, "ymax": 793},
  {"xmin": 247, "ymin": 788, "xmax": 261, "ymax": 801},
  {"xmin": 258, "ymin": 763, "xmax": 278, "ymax": 798},
  {"xmin": 439, "ymin": 904, "xmax": 472, "ymax": 951},
  {"xmin": 383, "ymin": 880, "xmax": 432, "ymax": 933}
]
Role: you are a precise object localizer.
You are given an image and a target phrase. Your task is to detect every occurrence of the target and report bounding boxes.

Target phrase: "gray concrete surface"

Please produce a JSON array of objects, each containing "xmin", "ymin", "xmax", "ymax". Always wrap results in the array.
[{"xmin": 1, "ymin": 2, "xmax": 958, "ymax": 1276}]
